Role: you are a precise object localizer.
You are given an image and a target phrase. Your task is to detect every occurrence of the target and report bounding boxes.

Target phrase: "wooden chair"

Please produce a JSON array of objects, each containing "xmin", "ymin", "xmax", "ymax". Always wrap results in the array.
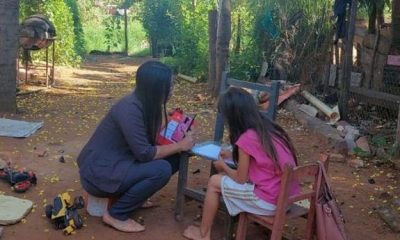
[
  {"xmin": 174, "ymin": 71, "xmax": 281, "ymax": 239},
  {"xmin": 235, "ymin": 163, "xmax": 322, "ymax": 240}
]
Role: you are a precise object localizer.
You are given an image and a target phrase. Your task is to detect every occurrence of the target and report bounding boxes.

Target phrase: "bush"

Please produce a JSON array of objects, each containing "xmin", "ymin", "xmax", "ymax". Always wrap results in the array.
[
  {"xmin": 64, "ymin": 0, "xmax": 86, "ymax": 58},
  {"xmin": 160, "ymin": 57, "xmax": 179, "ymax": 74}
]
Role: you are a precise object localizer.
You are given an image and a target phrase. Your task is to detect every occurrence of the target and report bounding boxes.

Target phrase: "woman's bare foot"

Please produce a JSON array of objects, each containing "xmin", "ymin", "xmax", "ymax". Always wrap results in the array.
[
  {"xmin": 102, "ymin": 211, "xmax": 145, "ymax": 233},
  {"xmin": 183, "ymin": 225, "xmax": 210, "ymax": 240},
  {"xmin": 140, "ymin": 199, "xmax": 159, "ymax": 209}
]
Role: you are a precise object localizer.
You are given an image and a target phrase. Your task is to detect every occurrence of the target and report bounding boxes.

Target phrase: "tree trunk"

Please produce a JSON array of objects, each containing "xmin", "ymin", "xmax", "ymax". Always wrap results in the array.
[
  {"xmin": 214, "ymin": 0, "xmax": 231, "ymax": 97},
  {"xmin": 234, "ymin": 13, "xmax": 241, "ymax": 54},
  {"xmin": 208, "ymin": 10, "xmax": 218, "ymax": 92},
  {"xmin": 0, "ymin": 0, "xmax": 19, "ymax": 113},
  {"xmin": 124, "ymin": 8, "xmax": 128, "ymax": 56},
  {"xmin": 368, "ymin": 3, "xmax": 377, "ymax": 34},
  {"xmin": 393, "ymin": 0, "xmax": 400, "ymax": 51},
  {"xmin": 339, "ymin": 0, "xmax": 357, "ymax": 119},
  {"xmin": 151, "ymin": 37, "xmax": 158, "ymax": 58}
]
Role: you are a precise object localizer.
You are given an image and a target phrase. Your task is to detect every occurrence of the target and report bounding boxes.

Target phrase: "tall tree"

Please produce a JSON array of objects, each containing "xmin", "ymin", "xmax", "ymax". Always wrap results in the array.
[
  {"xmin": 393, "ymin": 0, "xmax": 400, "ymax": 51},
  {"xmin": 208, "ymin": 10, "xmax": 218, "ymax": 92},
  {"xmin": 140, "ymin": 0, "xmax": 181, "ymax": 58},
  {"xmin": 0, "ymin": 0, "xmax": 19, "ymax": 113},
  {"xmin": 214, "ymin": 0, "xmax": 231, "ymax": 96}
]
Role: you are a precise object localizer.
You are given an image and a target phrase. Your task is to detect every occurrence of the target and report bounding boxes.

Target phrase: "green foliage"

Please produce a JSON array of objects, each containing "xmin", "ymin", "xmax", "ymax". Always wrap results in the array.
[
  {"xmin": 353, "ymin": 147, "xmax": 371, "ymax": 159},
  {"xmin": 131, "ymin": 47, "xmax": 151, "ymax": 57},
  {"xmin": 173, "ymin": 1, "xmax": 210, "ymax": 79},
  {"xmin": 371, "ymin": 136, "xmax": 387, "ymax": 147},
  {"xmin": 104, "ymin": 16, "xmax": 123, "ymax": 52},
  {"xmin": 139, "ymin": 0, "xmax": 213, "ymax": 78},
  {"xmin": 78, "ymin": 1, "xmax": 148, "ymax": 55},
  {"xmin": 240, "ymin": 0, "xmax": 332, "ymax": 82},
  {"xmin": 139, "ymin": 0, "xmax": 182, "ymax": 57},
  {"xmin": 64, "ymin": 0, "xmax": 86, "ymax": 58},
  {"xmin": 160, "ymin": 56, "xmax": 180, "ymax": 73}
]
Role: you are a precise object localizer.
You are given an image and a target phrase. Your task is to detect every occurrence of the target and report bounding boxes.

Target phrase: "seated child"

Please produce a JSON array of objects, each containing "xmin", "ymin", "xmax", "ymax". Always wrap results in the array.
[{"xmin": 183, "ymin": 87, "xmax": 300, "ymax": 240}]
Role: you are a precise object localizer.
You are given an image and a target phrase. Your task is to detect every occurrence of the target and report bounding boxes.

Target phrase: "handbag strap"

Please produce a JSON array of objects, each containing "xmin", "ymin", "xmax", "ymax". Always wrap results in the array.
[
  {"xmin": 316, "ymin": 161, "xmax": 333, "ymax": 197},
  {"xmin": 315, "ymin": 162, "xmax": 323, "ymax": 197}
]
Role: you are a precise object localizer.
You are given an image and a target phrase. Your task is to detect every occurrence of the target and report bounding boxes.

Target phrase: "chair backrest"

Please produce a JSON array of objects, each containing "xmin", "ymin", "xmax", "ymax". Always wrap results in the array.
[
  {"xmin": 274, "ymin": 163, "xmax": 320, "ymax": 222},
  {"xmin": 213, "ymin": 71, "xmax": 281, "ymax": 142},
  {"xmin": 278, "ymin": 163, "xmax": 319, "ymax": 208}
]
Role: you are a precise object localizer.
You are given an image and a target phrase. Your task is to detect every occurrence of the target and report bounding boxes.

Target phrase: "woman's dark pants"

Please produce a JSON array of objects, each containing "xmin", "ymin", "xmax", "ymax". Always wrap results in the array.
[{"xmin": 82, "ymin": 154, "xmax": 180, "ymax": 221}]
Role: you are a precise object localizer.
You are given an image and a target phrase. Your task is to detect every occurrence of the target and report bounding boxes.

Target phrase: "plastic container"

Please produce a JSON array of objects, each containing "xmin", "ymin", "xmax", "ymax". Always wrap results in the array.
[{"xmin": 84, "ymin": 192, "xmax": 113, "ymax": 217}]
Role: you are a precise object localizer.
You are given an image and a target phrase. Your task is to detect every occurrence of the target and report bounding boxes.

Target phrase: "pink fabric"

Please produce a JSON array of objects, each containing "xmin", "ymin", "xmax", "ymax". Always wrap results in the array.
[{"xmin": 236, "ymin": 129, "xmax": 300, "ymax": 205}]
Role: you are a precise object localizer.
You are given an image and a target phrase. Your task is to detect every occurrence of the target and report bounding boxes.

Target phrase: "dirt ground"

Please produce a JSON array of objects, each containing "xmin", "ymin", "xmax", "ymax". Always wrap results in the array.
[{"xmin": 0, "ymin": 55, "xmax": 399, "ymax": 240}]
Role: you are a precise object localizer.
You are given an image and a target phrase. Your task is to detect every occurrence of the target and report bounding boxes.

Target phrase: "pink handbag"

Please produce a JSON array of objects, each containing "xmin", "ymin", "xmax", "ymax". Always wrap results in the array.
[{"xmin": 315, "ymin": 161, "xmax": 348, "ymax": 240}]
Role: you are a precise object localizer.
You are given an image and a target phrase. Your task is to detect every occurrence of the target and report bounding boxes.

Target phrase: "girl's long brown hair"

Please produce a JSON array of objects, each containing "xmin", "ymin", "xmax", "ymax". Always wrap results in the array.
[{"xmin": 217, "ymin": 87, "xmax": 297, "ymax": 170}]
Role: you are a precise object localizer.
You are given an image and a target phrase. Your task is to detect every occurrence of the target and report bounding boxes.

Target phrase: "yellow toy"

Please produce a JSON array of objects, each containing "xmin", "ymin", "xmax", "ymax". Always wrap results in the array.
[{"xmin": 45, "ymin": 192, "xmax": 84, "ymax": 235}]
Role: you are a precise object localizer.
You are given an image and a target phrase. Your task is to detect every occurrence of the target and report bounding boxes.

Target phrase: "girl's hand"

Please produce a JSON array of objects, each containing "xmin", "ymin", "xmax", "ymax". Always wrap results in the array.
[
  {"xmin": 219, "ymin": 149, "xmax": 232, "ymax": 160},
  {"xmin": 213, "ymin": 158, "xmax": 227, "ymax": 173}
]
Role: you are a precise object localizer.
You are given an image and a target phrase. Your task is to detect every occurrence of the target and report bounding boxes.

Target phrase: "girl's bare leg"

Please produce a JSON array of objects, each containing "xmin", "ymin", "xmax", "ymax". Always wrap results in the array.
[{"xmin": 183, "ymin": 174, "xmax": 223, "ymax": 240}]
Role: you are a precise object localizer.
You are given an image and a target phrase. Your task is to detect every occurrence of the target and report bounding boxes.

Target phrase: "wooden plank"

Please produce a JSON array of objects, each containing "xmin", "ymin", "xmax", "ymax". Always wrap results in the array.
[
  {"xmin": 227, "ymin": 78, "xmax": 277, "ymax": 94},
  {"xmin": 350, "ymin": 87, "xmax": 400, "ymax": 104},
  {"xmin": 177, "ymin": 74, "xmax": 198, "ymax": 83},
  {"xmin": 350, "ymin": 72, "xmax": 362, "ymax": 87},
  {"xmin": 183, "ymin": 188, "xmax": 206, "ymax": 202}
]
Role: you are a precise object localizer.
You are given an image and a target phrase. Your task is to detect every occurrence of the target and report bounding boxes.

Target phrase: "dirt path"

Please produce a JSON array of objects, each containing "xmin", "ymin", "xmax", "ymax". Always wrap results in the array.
[{"xmin": 0, "ymin": 55, "xmax": 399, "ymax": 239}]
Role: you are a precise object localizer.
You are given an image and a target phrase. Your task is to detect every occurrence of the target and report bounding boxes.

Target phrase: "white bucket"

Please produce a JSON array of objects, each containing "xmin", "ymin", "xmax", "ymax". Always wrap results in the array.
[{"xmin": 85, "ymin": 193, "xmax": 109, "ymax": 217}]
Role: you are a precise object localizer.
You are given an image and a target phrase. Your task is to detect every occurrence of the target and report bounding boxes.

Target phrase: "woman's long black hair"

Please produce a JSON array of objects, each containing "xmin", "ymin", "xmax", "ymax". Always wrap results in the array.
[
  {"xmin": 135, "ymin": 61, "xmax": 172, "ymax": 145},
  {"xmin": 218, "ymin": 87, "xmax": 297, "ymax": 170}
]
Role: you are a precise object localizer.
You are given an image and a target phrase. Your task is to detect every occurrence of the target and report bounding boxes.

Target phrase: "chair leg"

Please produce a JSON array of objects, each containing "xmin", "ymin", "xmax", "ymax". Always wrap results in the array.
[
  {"xmin": 269, "ymin": 222, "xmax": 284, "ymax": 240},
  {"xmin": 224, "ymin": 214, "xmax": 236, "ymax": 240},
  {"xmin": 235, "ymin": 213, "xmax": 248, "ymax": 240},
  {"xmin": 175, "ymin": 152, "xmax": 189, "ymax": 221}
]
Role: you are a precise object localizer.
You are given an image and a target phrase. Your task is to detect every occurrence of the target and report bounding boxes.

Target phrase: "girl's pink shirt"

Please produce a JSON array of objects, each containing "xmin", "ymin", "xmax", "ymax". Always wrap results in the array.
[{"xmin": 236, "ymin": 129, "xmax": 300, "ymax": 205}]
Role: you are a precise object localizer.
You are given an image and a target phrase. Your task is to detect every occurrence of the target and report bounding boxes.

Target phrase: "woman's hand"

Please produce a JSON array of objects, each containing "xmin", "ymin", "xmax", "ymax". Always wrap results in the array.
[
  {"xmin": 177, "ymin": 132, "xmax": 195, "ymax": 151},
  {"xmin": 213, "ymin": 157, "xmax": 227, "ymax": 173}
]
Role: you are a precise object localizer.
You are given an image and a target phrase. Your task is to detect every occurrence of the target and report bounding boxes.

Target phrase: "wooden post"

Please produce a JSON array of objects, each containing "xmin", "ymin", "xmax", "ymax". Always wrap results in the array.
[
  {"xmin": 323, "ymin": 44, "xmax": 332, "ymax": 93},
  {"xmin": 395, "ymin": 103, "xmax": 400, "ymax": 157},
  {"xmin": 0, "ymin": 0, "xmax": 19, "ymax": 113},
  {"xmin": 208, "ymin": 10, "xmax": 218, "ymax": 93},
  {"xmin": 124, "ymin": 8, "xmax": 128, "ymax": 56},
  {"xmin": 51, "ymin": 40, "xmax": 55, "ymax": 86},
  {"xmin": 46, "ymin": 46, "xmax": 49, "ymax": 87},
  {"xmin": 215, "ymin": 0, "xmax": 231, "ymax": 97},
  {"xmin": 339, "ymin": 0, "xmax": 357, "ymax": 120},
  {"xmin": 392, "ymin": 0, "xmax": 400, "ymax": 50}
]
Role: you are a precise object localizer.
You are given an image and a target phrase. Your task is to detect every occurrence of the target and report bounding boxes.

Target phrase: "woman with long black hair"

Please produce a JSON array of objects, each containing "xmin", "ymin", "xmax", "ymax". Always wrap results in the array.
[{"xmin": 78, "ymin": 61, "xmax": 194, "ymax": 232}]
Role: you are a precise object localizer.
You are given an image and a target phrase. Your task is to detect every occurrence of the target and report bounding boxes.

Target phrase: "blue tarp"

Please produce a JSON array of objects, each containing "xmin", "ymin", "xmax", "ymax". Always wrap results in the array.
[{"xmin": 0, "ymin": 118, "xmax": 43, "ymax": 138}]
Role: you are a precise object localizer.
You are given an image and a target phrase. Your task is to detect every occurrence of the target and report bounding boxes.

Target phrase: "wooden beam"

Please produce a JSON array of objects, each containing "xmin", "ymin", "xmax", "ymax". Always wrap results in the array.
[
  {"xmin": 339, "ymin": 0, "xmax": 358, "ymax": 119},
  {"xmin": 395, "ymin": 104, "xmax": 400, "ymax": 157},
  {"xmin": 350, "ymin": 87, "xmax": 400, "ymax": 110}
]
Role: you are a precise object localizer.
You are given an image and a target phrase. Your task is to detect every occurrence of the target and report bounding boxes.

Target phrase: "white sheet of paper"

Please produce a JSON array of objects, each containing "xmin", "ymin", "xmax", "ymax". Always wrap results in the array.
[{"xmin": 192, "ymin": 143, "xmax": 221, "ymax": 160}]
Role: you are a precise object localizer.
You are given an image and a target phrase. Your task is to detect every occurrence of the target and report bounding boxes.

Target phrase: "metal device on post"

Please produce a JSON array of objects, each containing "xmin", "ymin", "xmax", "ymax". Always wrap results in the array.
[{"xmin": 19, "ymin": 14, "xmax": 56, "ymax": 88}]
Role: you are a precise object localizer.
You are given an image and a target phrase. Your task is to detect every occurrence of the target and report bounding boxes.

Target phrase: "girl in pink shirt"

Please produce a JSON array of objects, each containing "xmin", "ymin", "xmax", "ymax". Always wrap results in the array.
[{"xmin": 184, "ymin": 87, "xmax": 299, "ymax": 240}]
